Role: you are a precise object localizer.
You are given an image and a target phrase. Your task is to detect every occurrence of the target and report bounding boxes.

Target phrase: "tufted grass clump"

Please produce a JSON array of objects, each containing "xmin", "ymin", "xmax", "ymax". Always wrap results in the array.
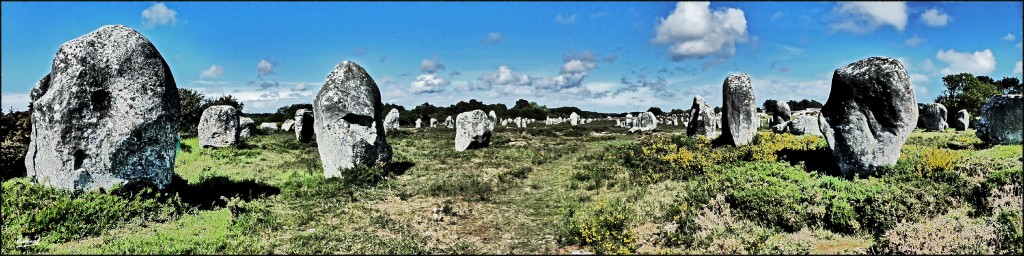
[
  {"xmin": 558, "ymin": 199, "xmax": 638, "ymax": 254},
  {"xmin": 747, "ymin": 132, "xmax": 824, "ymax": 162}
]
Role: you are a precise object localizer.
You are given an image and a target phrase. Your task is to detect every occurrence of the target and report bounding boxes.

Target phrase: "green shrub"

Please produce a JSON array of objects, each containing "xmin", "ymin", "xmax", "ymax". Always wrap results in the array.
[
  {"xmin": 747, "ymin": 132, "xmax": 823, "ymax": 162},
  {"xmin": 558, "ymin": 199, "xmax": 637, "ymax": 254},
  {"xmin": 996, "ymin": 210, "xmax": 1024, "ymax": 254}
]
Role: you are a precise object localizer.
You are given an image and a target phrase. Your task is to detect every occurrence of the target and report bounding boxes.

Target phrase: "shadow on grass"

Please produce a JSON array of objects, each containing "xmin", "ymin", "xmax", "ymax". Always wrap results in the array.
[
  {"xmin": 165, "ymin": 174, "xmax": 281, "ymax": 210},
  {"xmin": 386, "ymin": 161, "xmax": 415, "ymax": 176},
  {"xmin": 777, "ymin": 148, "xmax": 845, "ymax": 178}
]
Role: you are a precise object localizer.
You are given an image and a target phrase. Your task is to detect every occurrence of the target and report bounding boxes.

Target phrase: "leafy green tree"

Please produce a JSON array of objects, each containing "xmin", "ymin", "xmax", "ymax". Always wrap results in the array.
[
  {"xmin": 411, "ymin": 102, "xmax": 439, "ymax": 121},
  {"xmin": 669, "ymin": 109, "xmax": 686, "ymax": 115},
  {"xmin": 996, "ymin": 77, "xmax": 1022, "ymax": 94},
  {"xmin": 206, "ymin": 95, "xmax": 244, "ymax": 113},
  {"xmin": 647, "ymin": 107, "xmax": 665, "ymax": 116},
  {"xmin": 273, "ymin": 103, "xmax": 313, "ymax": 122},
  {"xmin": 178, "ymin": 88, "xmax": 207, "ymax": 134},
  {"xmin": 762, "ymin": 99, "xmax": 779, "ymax": 114},
  {"xmin": 936, "ymin": 73, "xmax": 1000, "ymax": 118}
]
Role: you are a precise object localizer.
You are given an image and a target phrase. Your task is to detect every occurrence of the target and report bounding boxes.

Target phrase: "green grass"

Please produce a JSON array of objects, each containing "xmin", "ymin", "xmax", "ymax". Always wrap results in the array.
[{"xmin": 1, "ymin": 123, "xmax": 1020, "ymax": 254}]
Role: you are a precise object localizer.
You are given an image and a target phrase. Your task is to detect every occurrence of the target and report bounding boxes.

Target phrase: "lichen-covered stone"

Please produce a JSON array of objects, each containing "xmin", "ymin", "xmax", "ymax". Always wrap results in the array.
[
  {"xmin": 976, "ymin": 94, "xmax": 1023, "ymax": 145},
  {"xmin": 313, "ymin": 61, "xmax": 392, "ymax": 178}
]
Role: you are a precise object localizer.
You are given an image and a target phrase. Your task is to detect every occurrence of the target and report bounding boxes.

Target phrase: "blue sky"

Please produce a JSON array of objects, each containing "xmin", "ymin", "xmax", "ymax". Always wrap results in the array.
[{"xmin": 3, "ymin": 1, "xmax": 1022, "ymax": 113}]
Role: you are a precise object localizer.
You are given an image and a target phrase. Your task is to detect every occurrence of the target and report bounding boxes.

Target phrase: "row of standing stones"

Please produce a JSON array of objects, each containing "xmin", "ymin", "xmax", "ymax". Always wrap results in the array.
[{"xmin": 22, "ymin": 25, "xmax": 1024, "ymax": 192}]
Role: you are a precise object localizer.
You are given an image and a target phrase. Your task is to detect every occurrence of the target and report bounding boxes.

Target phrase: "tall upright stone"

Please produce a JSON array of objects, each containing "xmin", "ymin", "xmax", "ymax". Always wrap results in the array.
[
  {"xmin": 430, "ymin": 118, "xmax": 438, "ymax": 128},
  {"xmin": 721, "ymin": 74, "xmax": 757, "ymax": 146},
  {"xmin": 455, "ymin": 110, "xmax": 493, "ymax": 151},
  {"xmin": 282, "ymin": 119, "xmax": 295, "ymax": 132},
  {"xmin": 383, "ymin": 108, "xmax": 400, "ymax": 133},
  {"xmin": 976, "ymin": 94, "xmax": 1023, "ymax": 145},
  {"xmin": 295, "ymin": 109, "xmax": 314, "ymax": 142},
  {"xmin": 629, "ymin": 112, "xmax": 658, "ymax": 133},
  {"xmin": 199, "ymin": 106, "xmax": 239, "ymax": 148},
  {"xmin": 445, "ymin": 116, "xmax": 454, "ymax": 128},
  {"xmin": 415, "ymin": 118, "xmax": 422, "ymax": 129},
  {"xmin": 952, "ymin": 109, "xmax": 969, "ymax": 131},
  {"xmin": 819, "ymin": 57, "xmax": 917, "ymax": 177},
  {"xmin": 238, "ymin": 116, "xmax": 256, "ymax": 139},
  {"xmin": 24, "ymin": 25, "xmax": 179, "ymax": 191},
  {"xmin": 920, "ymin": 103, "xmax": 948, "ymax": 131},
  {"xmin": 687, "ymin": 96, "xmax": 718, "ymax": 138},
  {"xmin": 488, "ymin": 110, "xmax": 498, "ymax": 132},
  {"xmin": 570, "ymin": 112, "xmax": 580, "ymax": 126},
  {"xmin": 313, "ymin": 61, "xmax": 392, "ymax": 178},
  {"xmin": 769, "ymin": 100, "xmax": 792, "ymax": 133}
]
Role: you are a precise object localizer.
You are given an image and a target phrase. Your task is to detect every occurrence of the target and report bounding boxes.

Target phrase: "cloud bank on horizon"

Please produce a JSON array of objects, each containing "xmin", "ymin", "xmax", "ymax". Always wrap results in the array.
[{"xmin": 2, "ymin": 1, "xmax": 1022, "ymax": 113}]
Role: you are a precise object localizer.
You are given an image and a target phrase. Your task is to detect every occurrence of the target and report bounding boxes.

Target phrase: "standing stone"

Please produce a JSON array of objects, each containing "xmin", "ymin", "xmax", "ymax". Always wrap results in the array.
[
  {"xmin": 430, "ymin": 118, "xmax": 438, "ymax": 128},
  {"xmin": 920, "ymin": 103, "xmax": 948, "ymax": 131},
  {"xmin": 259, "ymin": 122, "xmax": 280, "ymax": 133},
  {"xmin": 200, "ymin": 106, "xmax": 239, "ymax": 148},
  {"xmin": 787, "ymin": 114, "xmax": 823, "ymax": 136},
  {"xmin": 445, "ymin": 116, "xmax": 454, "ymax": 128},
  {"xmin": 976, "ymin": 94, "xmax": 1023, "ymax": 145},
  {"xmin": 455, "ymin": 110, "xmax": 493, "ymax": 151},
  {"xmin": 687, "ymin": 96, "xmax": 717, "ymax": 138},
  {"xmin": 24, "ymin": 25, "xmax": 179, "ymax": 191},
  {"xmin": 282, "ymin": 119, "xmax": 295, "ymax": 132},
  {"xmin": 952, "ymin": 109, "xmax": 969, "ymax": 131},
  {"xmin": 515, "ymin": 117, "xmax": 523, "ymax": 128},
  {"xmin": 570, "ymin": 112, "xmax": 580, "ymax": 126},
  {"xmin": 488, "ymin": 110, "xmax": 498, "ymax": 132},
  {"xmin": 819, "ymin": 57, "xmax": 917, "ymax": 177},
  {"xmin": 415, "ymin": 118, "xmax": 422, "ymax": 129},
  {"xmin": 313, "ymin": 61, "xmax": 392, "ymax": 178},
  {"xmin": 383, "ymin": 108, "xmax": 400, "ymax": 133},
  {"xmin": 629, "ymin": 112, "xmax": 658, "ymax": 133},
  {"xmin": 721, "ymin": 74, "xmax": 757, "ymax": 146},
  {"xmin": 238, "ymin": 116, "xmax": 256, "ymax": 139},
  {"xmin": 769, "ymin": 100, "xmax": 792, "ymax": 134},
  {"xmin": 295, "ymin": 109, "xmax": 314, "ymax": 142}
]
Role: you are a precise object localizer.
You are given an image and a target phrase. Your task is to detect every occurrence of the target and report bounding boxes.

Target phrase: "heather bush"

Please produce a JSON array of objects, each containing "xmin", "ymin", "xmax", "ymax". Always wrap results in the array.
[
  {"xmin": 875, "ymin": 209, "xmax": 996, "ymax": 254},
  {"xmin": 558, "ymin": 199, "xmax": 638, "ymax": 254}
]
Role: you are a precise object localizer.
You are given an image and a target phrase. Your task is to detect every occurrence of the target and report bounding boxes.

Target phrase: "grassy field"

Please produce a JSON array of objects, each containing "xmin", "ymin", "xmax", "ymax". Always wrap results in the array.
[{"xmin": 2, "ymin": 120, "xmax": 1021, "ymax": 254}]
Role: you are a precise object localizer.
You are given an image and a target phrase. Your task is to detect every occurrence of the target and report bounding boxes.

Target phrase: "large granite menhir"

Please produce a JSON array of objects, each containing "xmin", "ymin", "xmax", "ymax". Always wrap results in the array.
[
  {"xmin": 920, "ymin": 103, "xmax": 948, "ymax": 131},
  {"xmin": 455, "ymin": 110, "xmax": 493, "ymax": 151},
  {"xmin": 24, "ymin": 25, "xmax": 180, "ymax": 191},
  {"xmin": 199, "ymin": 105, "xmax": 239, "ymax": 148},
  {"xmin": 687, "ymin": 96, "xmax": 717, "ymax": 138},
  {"xmin": 294, "ymin": 109, "xmax": 314, "ymax": 142},
  {"xmin": 819, "ymin": 57, "xmax": 917, "ymax": 177},
  {"xmin": 313, "ymin": 61, "xmax": 393, "ymax": 178},
  {"xmin": 951, "ymin": 109, "xmax": 969, "ymax": 131},
  {"xmin": 721, "ymin": 74, "xmax": 757, "ymax": 146},
  {"xmin": 976, "ymin": 94, "xmax": 1023, "ymax": 145}
]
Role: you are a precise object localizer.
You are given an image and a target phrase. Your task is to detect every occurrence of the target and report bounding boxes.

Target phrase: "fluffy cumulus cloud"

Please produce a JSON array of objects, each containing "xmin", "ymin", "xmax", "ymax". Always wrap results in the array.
[
  {"xmin": 410, "ymin": 73, "xmax": 450, "ymax": 94},
  {"xmin": 257, "ymin": 59, "xmax": 275, "ymax": 78},
  {"xmin": 1015, "ymin": 61, "xmax": 1022, "ymax": 75},
  {"xmin": 200, "ymin": 65, "xmax": 224, "ymax": 78},
  {"xmin": 474, "ymin": 65, "xmax": 531, "ymax": 91},
  {"xmin": 936, "ymin": 49, "xmax": 996, "ymax": 75},
  {"xmin": 831, "ymin": 2, "xmax": 907, "ymax": 33},
  {"xmin": 1003, "ymin": 33, "xmax": 1016, "ymax": 41},
  {"xmin": 556, "ymin": 14, "xmax": 576, "ymax": 24},
  {"xmin": 482, "ymin": 32, "xmax": 503, "ymax": 45},
  {"xmin": 919, "ymin": 8, "xmax": 951, "ymax": 27},
  {"xmin": 419, "ymin": 57, "xmax": 446, "ymax": 74},
  {"xmin": 653, "ymin": 1, "xmax": 748, "ymax": 61},
  {"xmin": 141, "ymin": 3, "xmax": 178, "ymax": 28}
]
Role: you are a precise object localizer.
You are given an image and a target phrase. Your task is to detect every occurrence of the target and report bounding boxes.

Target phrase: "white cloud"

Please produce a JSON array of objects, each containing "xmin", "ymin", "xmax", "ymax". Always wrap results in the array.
[
  {"xmin": 1003, "ymin": 33, "xmax": 1016, "ymax": 41},
  {"xmin": 748, "ymin": 74, "xmax": 832, "ymax": 105},
  {"xmin": 410, "ymin": 73, "xmax": 450, "ymax": 94},
  {"xmin": 1, "ymin": 92, "xmax": 31, "ymax": 111},
  {"xmin": 141, "ymin": 3, "xmax": 178, "ymax": 28},
  {"xmin": 905, "ymin": 35, "xmax": 925, "ymax": 46},
  {"xmin": 936, "ymin": 49, "xmax": 996, "ymax": 75},
  {"xmin": 292, "ymin": 81, "xmax": 308, "ymax": 91},
  {"xmin": 921, "ymin": 59, "xmax": 936, "ymax": 72},
  {"xmin": 653, "ymin": 1, "xmax": 748, "ymax": 60},
  {"xmin": 831, "ymin": 2, "xmax": 907, "ymax": 33},
  {"xmin": 200, "ymin": 65, "xmax": 224, "ymax": 78},
  {"xmin": 1015, "ymin": 61, "xmax": 1022, "ymax": 75},
  {"xmin": 477, "ymin": 65, "xmax": 531, "ymax": 88},
  {"xmin": 257, "ymin": 59, "xmax": 274, "ymax": 78},
  {"xmin": 909, "ymin": 73, "xmax": 930, "ymax": 83},
  {"xmin": 556, "ymin": 14, "xmax": 576, "ymax": 24},
  {"xmin": 482, "ymin": 32, "xmax": 503, "ymax": 45},
  {"xmin": 919, "ymin": 8, "xmax": 951, "ymax": 27},
  {"xmin": 584, "ymin": 82, "xmax": 619, "ymax": 92},
  {"xmin": 419, "ymin": 57, "xmax": 445, "ymax": 74}
]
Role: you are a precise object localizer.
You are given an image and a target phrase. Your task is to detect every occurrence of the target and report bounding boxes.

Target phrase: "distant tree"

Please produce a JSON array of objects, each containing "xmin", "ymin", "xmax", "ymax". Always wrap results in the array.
[
  {"xmin": 206, "ymin": 95, "xmax": 244, "ymax": 113},
  {"xmin": 1, "ymin": 109, "xmax": 32, "ymax": 180},
  {"xmin": 936, "ymin": 73, "xmax": 1000, "ymax": 118},
  {"xmin": 647, "ymin": 107, "xmax": 665, "ymax": 116},
  {"xmin": 996, "ymin": 77, "xmax": 1022, "ymax": 94},
  {"xmin": 713, "ymin": 106, "xmax": 722, "ymax": 113},
  {"xmin": 273, "ymin": 103, "xmax": 313, "ymax": 122},
  {"xmin": 762, "ymin": 99, "xmax": 779, "ymax": 114},
  {"xmin": 508, "ymin": 99, "xmax": 548, "ymax": 119},
  {"xmin": 550, "ymin": 106, "xmax": 583, "ymax": 118},
  {"xmin": 669, "ymin": 108, "xmax": 686, "ymax": 115},
  {"xmin": 786, "ymin": 99, "xmax": 823, "ymax": 111},
  {"xmin": 411, "ymin": 102, "xmax": 439, "ymax": 121},
  {"xmin": 178, "ymin": 88, "xmax": 207, "ymax": 134}
]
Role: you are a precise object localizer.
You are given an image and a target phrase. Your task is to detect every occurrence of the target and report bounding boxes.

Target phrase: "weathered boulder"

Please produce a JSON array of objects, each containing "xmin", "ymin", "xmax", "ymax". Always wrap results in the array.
[
  {"xmin": 259, "ymin": 122, "xmax": 279, "ymax": 133},
  {"xmin": 488, "ymin": 110, "xmax": 497, "ymax": 131},
  {"xmin": 295, "ymin": 109, "xmax": 314, "ymax": 142},
  {"xmin": 819, "ymin": 57, "xmax": 917, "ymax": 177},
  {"xmin": 570, "ymin": 112, "xmax": 580, "ymax": 126},
  {"xmin": 920, "ymin": 103, "xmax": 948, "ymax": 131},
  {"xmin": 238, "ymin": 116, "xmax": 256, "ymax": 139},
  {"xmin": 769, "ymin": 100, "xmax": 792, "ymax": 134},
  {"xmin": 455, "ymin": 110, "xmax": 493, "ymax": 151},
  {"xmin": 687, "ymin": 96, "xmax": 718, "ymax": 138},
  {"xmin": 721, "ymin": 74, "xmax": 757, "ymax": 146},
  {"xmin": 24, "ymin": 25, "xmax": 179, "ymax": 191},
  {"xmin": 415, "ymin": 118, "xmax": 422, "ymax": 129},
  {"xmin": 445, "ymin": 116, "xmax": 454, "ymax": 128},
  {"xmin": 200, "ymin": 106, "xmax": 239, "ymax": 148},
  {"xmin": 313, "ymin": 61, "xmax": 393, "ymax": 178},
  {"xmin": 976, "ymin": 94, "xmax": 1023, "ymax": 145},
  {"xmin": 430, "ymin": 118, "xmax": 438, "ymax": 128},
  {"xmin": 383, "ymin": 108, "xmax": 400, "ymax": 133},
  {"xmin": 788, "ymin": 114, "xmax": 823, "ymax": 136},
  {"xmin": 629, "ymin": 112, "xmax": 657, "ymax": 133},
  {"xmin": 282, "ymin": 119, "xmax": 295, "ymax": 131},
  {"xmin": 952, "ymin": 109, "xmax": 969, "ymax": 131}
]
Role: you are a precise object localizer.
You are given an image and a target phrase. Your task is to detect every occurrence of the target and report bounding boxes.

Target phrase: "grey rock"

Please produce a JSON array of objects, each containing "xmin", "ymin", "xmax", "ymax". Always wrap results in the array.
[
  {"xmin": 445, "ymin": 116, "xmax": 454, "ymax": 128},
  {"xmin": 687, "ymin": 96, "xmax": 718, "ymax": 138},
  {"xmin": 200, "ymin": 106, "xmax": 239, "ymax": 148},
  {"xmin": 238, "ymin": 116, "xmax": 255, "ymax": 139},
  {"xmin": 819, "ymin": 57, "xmax": 917, "ymax": 177},
  {"xmin": 721, "ymin": 73, "xmax": 757, "ymax": 146},
  {"xmin": 430, "ymin": 118, "xmax": 438, "ymax": 128},
  {"xmin": 282, "ymin": 119, "xmax": 295, "ymax": 132},
  {"xmin": 976, "ymin": 94, "xmax": 1023, "ymax": 145},
  {"xmin": 920, "ymin": 103, "xmax": 948, "ymax": 131},
  {"xmin": 295, "ymin": 109, "xmax": 314, "ymax": 142},
  {"xmin": 415, "ymin": 118, "xmax": 422, "ymax": 129},
  {"xmin": 769, "ymin": 100, "xmax": 792, "ymax": 133},
  {"xmin": 455, "ymin": 110, "xmax": 493, "ymax": 151},
  {"xmin": 24, "ymin": 25, "xmax": 179, "ymax": 191},
  {"xmin": 570, "ymin": 112, "xmax": 580, "ymax": 126},
  {"xmin": 952, "ymin": 109, "xmax": 969, "ymax": 131},
  {"xmin": 259, "ymin": 122, "xmax": 280, "ymax": 132},
  {"xmin": 383, "ymin": 108, "xmax": 400, "ymax": 133},
  {"xmin": 313, "ymin": 61, "xmax": 393, "ymax": 178},
  {"xmin": 788, "ymin": 114, "xmax": 823, "ymax": 136},
  {"xmin": 633, "ymin": 112, "xmax": 657, "ymax": 132},
  {"xmin": 488, "ymin": 110, "xmax": 498, "ymax": 131}
]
